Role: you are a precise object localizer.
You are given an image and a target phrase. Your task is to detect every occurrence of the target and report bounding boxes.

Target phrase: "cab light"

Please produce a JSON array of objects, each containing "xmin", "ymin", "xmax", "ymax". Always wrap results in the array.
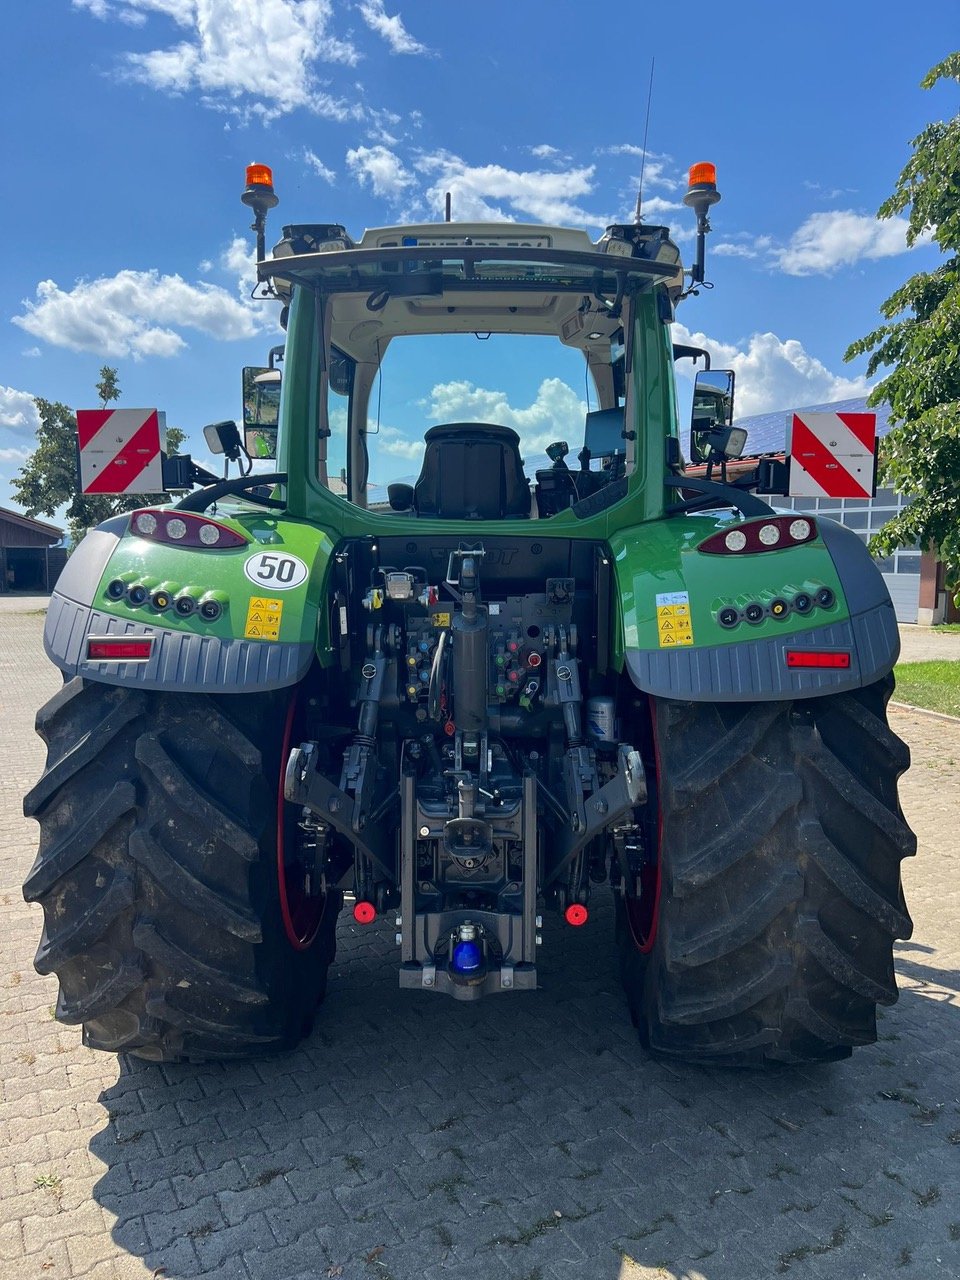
[
  {"xmin": 87, "ymin": 638, "xmax": 153, "ymax": 661},
  {"xmin": 688, "ymin": 161, "xmax": 717, "ymax": 188},
  {"xmin": 245, "ymin": 163, "xmax": 274, "ymax": 188},
  {"xmin": 129, "ymin": 509, "xmax": 249, "ymax": 549},
  {"xmin": 786, "ymin": 650, "xmax": 851, "ymax": 669}
]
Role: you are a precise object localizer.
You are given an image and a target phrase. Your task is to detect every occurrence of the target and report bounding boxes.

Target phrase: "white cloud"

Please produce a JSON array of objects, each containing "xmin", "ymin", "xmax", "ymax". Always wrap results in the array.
[
  {"xmin": 714, "ymin": 235, "xmax": 773, "ymax": 260},
  {"xmin": 74, "ymin": 0, "xmax": 194, "ymax": 23},
  {"xmin": 22, "ymin": 347, "xmax": 42, "ymax": 358},
  {"xmin": 606, "ymin": 147, "xmax": 681, "ymax": 192},
  {"xmin": 13, "ymin": 268, "xmax": 269, "ymax": 360},
  {"xmin": 776, "ymin": 210, "xmax": 919, "ymax": 276},
  {"xmin": 427, "ymin": 378, "xmax": 586, "ymax": 453},
  {"xmin": 0, "ymin": 446, "xmax": 32, "ymax": 463},
  {"xmin": 221, "ymin": 235, "xmax": 258, "ymax": 293},
  {"xmin": 357, "ymin": 0, "xmax": 427, "ymax": 54},
  {"xmin": 376, "ymin": 425, "xmax": 424, "ymax": 460},
  {"xmin": 304, "ymin": 148, "xmax": 336, "ymax": 183},
  {"xmin": 530, "ymin": 144, "xmax": 561, "ymax": 159},
  {"xmin": 0, "ymin": 387, "xmax": 41, "ymax": 434},
  {"xmin": 672, "ymin": 322, "xmax": 868, "ymax": 418},
  {"xmin": 79, "ymin": 0, "xmax": 361, "ymax": 120},
  {"xmin": 346, "ymin": 144, "xmax": 414, "ymax": 197},
  {"xmin": 414, "ymin": 152, "xmax": 603, "ymax": 226}
]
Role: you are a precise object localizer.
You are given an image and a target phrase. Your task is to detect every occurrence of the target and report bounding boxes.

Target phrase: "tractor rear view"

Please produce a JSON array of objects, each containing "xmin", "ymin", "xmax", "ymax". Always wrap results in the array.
[{"xmin": 23, "ymin": 162, "xmax": 915, "ymax": 1065}]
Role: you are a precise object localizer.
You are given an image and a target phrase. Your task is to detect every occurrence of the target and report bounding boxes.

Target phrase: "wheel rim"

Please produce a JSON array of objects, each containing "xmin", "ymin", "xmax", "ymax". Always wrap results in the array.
[
  {"xmin": 277, "ymin": 691, "xmax": 327, "ymax": 950},
  {"xmin": 624, "ymin": 693, "xmax": 663, "ymax": 954}
]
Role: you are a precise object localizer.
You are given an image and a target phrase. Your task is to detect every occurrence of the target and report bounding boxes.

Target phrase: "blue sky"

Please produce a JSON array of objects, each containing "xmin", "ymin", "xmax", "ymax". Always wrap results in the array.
[{"xmin": 1, "ymin": 1, "xmax": 956, "ymax": 517}]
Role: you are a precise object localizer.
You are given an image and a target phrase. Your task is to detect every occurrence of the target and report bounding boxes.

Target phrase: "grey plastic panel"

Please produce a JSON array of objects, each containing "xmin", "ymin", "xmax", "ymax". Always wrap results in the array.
[
  {"xmin": 625, "ymin": 600, "xmax": 898, "ymax": 702},
  {"xmin": 817, "ymin": 517, "xmax": 892, "ymax": 614},
  {"xmin": 51, "ymin": 527, "xmax": 122, "ymax": 607},
  {"xmin": 44, "ymin": 594, "xmax": 313, "ymax": 693}
]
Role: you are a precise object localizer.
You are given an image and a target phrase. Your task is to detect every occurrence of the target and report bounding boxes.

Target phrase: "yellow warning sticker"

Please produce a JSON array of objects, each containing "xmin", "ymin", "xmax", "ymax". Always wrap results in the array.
[
  {"xmin": 245, "ymin": 596, "xmax": 283, "ymax": 641},
  {"xmin": 432, "ymin": 611, "xmax": 452, "ymax": 629},
  {"xmin": 655, "ymin": 591, "xmax": 694, "ymax": 648}
]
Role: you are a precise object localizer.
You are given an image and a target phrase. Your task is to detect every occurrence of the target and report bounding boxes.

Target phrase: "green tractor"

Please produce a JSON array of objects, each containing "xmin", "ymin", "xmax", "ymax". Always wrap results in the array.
[{"xmin": 23, "ymin": 162, "xmax": 915, "ymax": 1065}]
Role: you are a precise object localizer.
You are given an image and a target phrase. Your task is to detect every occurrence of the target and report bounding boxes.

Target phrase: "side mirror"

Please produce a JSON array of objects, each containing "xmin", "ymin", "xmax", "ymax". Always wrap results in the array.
[
  {"xmin": 584, "ymin": 408, "xmax": 625, "ymax": 457},
  {"xmin": 689, "ymin": 369, "xmax": 735, "ymax": 464},
  {"xmin": 242, "ymin": 365, "xmax": 281, "ymax": 460}
]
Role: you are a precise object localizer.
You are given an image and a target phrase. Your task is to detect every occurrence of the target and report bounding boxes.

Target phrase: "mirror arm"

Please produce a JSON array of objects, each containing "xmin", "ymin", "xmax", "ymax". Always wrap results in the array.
[
  {"xmin": 664, "ymin": 474, "xmax": 776, "ymax": 519},
  {"xmin": 173, "ymin": 472, "xmax": 288, "ymax": 513}
]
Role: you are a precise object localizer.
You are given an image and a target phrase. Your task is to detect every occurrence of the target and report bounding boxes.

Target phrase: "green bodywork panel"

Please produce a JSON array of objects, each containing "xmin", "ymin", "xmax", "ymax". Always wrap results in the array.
[
  {"xmin": 92, "ymin": 512, "xmax": 339, "ymax": 662},
  {"xmin": 609, "ymin": 513, "xmax": 847, "ymax": 670}
]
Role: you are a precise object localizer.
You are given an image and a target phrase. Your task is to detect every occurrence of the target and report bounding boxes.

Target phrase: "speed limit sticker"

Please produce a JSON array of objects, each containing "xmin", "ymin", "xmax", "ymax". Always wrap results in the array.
[{"xmin": 242, "ymin": 551, "xmax": 309, "ymax": 591}]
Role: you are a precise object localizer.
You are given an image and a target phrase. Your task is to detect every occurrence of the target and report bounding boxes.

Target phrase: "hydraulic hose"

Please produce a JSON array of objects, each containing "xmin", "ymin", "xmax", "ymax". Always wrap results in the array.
[{"xmin": 427, "ymin": 629, "xmax": 449, "ymax": 722}]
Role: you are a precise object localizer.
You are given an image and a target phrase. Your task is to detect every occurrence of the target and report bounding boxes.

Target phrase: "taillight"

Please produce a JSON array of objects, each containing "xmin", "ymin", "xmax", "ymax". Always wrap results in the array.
[
  {"xmin": 698, "ymin": 516, "xmax": 817, "ymax": 555},
  {"xmin": 785, "ymin": 650, "xmax": 851, "ymax": 669},
  {"xmin": 87, "ymin": 638, "xmax": 153, "ymax": 661},
  {"xmin": 129, "ymin": 509, "xmax": 248, "ymax": 549}
]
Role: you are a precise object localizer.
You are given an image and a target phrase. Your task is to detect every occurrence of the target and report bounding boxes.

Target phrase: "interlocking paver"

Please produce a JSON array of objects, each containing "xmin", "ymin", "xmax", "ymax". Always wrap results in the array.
[{"xmin": 2, "ymin": 606, "xmax": 960, "ymax": 1278}]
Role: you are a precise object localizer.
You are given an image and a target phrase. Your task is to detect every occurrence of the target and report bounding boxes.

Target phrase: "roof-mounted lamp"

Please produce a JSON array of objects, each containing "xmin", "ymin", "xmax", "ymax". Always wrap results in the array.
[
  {"xmin": 241, "ymin": 163, "xmax": 279, "ymax": 268},
  {"xmin": 682, "ymin": 162, "xmax": 721, "ymax": 288}
]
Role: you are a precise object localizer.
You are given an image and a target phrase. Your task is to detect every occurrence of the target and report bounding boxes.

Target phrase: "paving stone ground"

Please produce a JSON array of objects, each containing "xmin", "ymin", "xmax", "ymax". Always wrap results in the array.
[{"xmin": 1, "ymin": 606, "xmax": 958, "ymax": 1280}]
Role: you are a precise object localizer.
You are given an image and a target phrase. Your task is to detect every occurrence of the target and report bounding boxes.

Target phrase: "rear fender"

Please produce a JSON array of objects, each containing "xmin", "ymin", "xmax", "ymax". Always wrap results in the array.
[
  {"xmin": 43, "ymin": 511, "xmax": 336, "ymax": 693},
  {"xmin": 612, "ymin": 512, "xmax": 898, "ymax": 702}
]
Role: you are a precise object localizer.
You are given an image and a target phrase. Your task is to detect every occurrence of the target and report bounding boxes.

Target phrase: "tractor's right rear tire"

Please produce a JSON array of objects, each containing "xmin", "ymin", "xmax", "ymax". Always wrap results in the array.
[
  {"xmin": 617, "ymin": 676, "xmax": 916, "ymax": 1064},
  {"xmin": 23, "ymin": 678, "xmax": 341, "ymax": 1063}
]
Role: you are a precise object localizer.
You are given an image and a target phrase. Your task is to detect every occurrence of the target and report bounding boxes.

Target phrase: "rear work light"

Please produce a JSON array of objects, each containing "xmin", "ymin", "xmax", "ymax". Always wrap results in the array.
[
  {"xmin": 786, "ymin": 650, "xmax": 851, "ymax": 669},
  {"xmin": 698, "ymin": 516, "xmax": 817, "ymax": 556},
  {"xmin": 130, "ymin": 510, "xmax": 248, "ymax": 549},
  {"xmin": 87, "ymin": 637, "xmax": 153, "ymax": 661}
]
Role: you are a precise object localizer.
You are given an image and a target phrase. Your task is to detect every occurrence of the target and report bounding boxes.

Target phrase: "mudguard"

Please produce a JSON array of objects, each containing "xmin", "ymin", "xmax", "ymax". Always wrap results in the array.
[
  {"xmin": 614, "ymin": 512, "xmax": 899, "ymax": 702},
  {"xmin": 43, "ymin": 509, "xmax": 336, "ymax": 693}
]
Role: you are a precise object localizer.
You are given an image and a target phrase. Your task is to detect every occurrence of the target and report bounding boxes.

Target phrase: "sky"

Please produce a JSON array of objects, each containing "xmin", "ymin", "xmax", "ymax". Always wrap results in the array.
[{"xmin": 1, "ymin": 0, "xmax": 957, "ymax": 518}]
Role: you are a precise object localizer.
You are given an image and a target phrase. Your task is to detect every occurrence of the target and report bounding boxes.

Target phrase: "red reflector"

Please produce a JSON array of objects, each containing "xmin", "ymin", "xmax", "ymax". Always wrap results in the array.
[
  {"xmin": 87, "ymin": 639, "xmax": 153, "ymax": 660},
  {"xmin": 785, "ymin": 650, "xmax": 851, "ymax": 669},
  {"xmin": 353, "ymin": 901, "xmax": 377, "ymax": 925},
  {"xmin": 564, "ymin": 904, "xmax": 589, "ymax": 927}
]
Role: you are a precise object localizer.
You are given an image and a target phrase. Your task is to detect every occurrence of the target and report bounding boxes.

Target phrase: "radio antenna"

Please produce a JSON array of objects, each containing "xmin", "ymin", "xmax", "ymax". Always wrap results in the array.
[
  {"xmin": 445, "ymin": 191, "xmax": 452, "ymax": 222},
  {"xmin": 634, "ymin": 57, "xmax": 655, "ymax": 223}
]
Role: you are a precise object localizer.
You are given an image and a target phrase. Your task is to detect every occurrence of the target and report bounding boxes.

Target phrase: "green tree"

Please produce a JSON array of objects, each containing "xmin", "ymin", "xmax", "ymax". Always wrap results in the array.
[
  {"xmin": 95, "ymin": 365, "xmax": 121, "ymax": 409},
  {"xmin": 11, "ymin": 369, "xmax": 186, "ymax": 546},
  {"xmin": 844, "ymin": 53, "xmax": 960, "ymax": 602}
]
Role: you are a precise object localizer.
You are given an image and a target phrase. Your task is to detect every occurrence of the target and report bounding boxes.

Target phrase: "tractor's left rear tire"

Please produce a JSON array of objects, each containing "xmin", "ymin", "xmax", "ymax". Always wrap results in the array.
[
  {"xmin": 23, "ymin": 678, "xmax": 341, "ymax": 1063},
  {"xmin": 617, "ymin": 676, "xmax": 916, "ymax": 1065}
]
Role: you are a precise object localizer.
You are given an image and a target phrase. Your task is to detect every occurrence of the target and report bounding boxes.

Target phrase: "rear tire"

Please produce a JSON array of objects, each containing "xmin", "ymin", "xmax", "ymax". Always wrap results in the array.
[
  {"xmin": 23, "ymin": 678, "xmax": 341, "ymax": 1062},
  {"xmin": 617, "ymin": 676, "xmax": 916, "ymax": 1064}
]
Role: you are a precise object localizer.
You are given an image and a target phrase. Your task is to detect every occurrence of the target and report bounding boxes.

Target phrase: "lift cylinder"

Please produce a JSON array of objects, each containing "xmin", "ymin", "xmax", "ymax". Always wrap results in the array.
[{"xmin": 451, "ymin": 608, "xmax": 488, "ymax": 732}]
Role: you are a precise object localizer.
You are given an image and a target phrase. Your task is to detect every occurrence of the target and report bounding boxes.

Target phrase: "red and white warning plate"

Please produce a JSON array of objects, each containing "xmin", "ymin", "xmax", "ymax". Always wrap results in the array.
[
  {"xmin": 788, "ymin": 411, "xmax": 877, "ymax": 499},
  {"xmin": 78, "ymin": 408, "xmax": 165, "ymax": 495}
]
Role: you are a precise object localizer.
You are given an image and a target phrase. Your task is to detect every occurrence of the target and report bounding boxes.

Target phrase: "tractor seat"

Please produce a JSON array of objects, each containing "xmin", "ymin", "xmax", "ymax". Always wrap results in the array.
[{"xmin": 413, "ymin": 423, "xmax": 531, "ymax": 519}]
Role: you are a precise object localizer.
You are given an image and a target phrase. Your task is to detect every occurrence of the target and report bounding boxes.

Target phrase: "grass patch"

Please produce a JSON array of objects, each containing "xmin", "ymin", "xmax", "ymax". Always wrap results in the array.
[{"xmin": 894, "ymin": 661, "xmax": 960, "ymax": 717}]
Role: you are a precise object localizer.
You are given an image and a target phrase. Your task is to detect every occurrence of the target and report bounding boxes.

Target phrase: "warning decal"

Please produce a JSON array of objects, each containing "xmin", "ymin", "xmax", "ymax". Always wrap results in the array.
[
  {"xmin": 655, "ymin": 591, "xmax": 694, "ymax": 648},
  {"xmin": 788, "ymin": 411, "xmax": 876, "ymax": 499},
  {"xmin": 244, "ymin": 596, "xmax": 283, "ymax": 641}
]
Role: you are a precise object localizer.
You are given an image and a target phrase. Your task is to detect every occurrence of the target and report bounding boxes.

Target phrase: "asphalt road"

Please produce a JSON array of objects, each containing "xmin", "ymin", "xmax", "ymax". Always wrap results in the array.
[{"xmin": 1, "ymin": 606, "xmax": 958, "ymax": 1280}]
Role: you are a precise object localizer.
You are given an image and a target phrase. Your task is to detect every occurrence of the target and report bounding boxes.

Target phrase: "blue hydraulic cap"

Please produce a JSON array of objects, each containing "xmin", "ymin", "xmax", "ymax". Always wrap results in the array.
[{"xmin": 450, "ymin": 922, "xmax": 483, "ymax": 974}]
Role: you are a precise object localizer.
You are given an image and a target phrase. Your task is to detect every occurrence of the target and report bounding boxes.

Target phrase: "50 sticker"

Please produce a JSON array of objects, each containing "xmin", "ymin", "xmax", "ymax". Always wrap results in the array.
[{"xmin": 243, "ymin": 551, "xmax": 309, "ymax": 590}]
